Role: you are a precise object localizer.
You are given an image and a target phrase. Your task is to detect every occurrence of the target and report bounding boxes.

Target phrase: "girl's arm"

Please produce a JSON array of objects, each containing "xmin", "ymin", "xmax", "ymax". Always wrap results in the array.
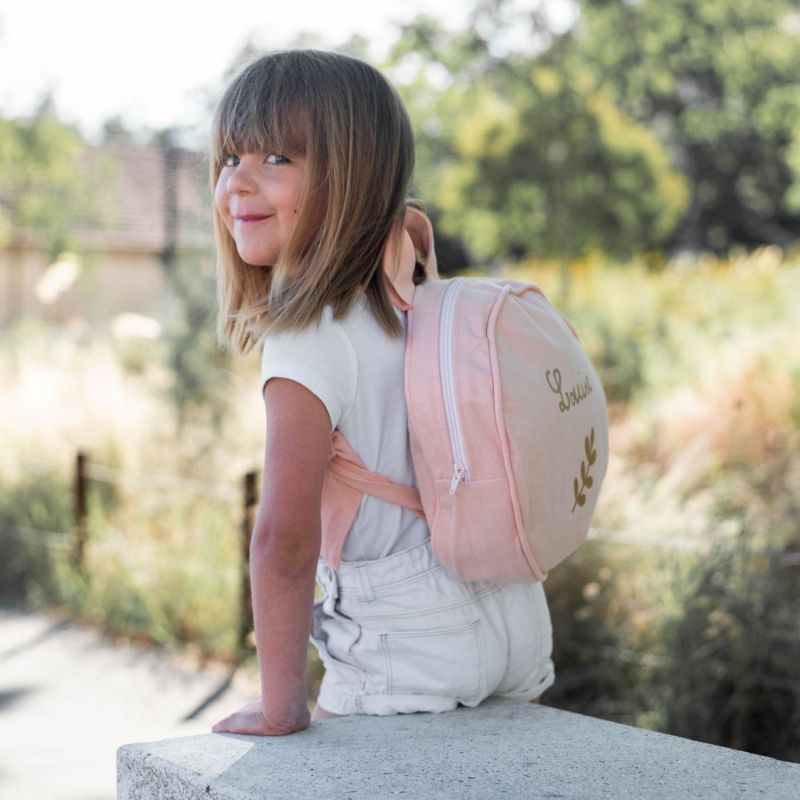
[{"xmin": 213, "ymin": 376, "xmax": 331, "ymax": 735}]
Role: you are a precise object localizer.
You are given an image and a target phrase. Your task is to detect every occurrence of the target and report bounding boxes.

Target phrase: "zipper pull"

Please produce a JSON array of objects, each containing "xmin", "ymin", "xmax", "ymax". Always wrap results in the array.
[{"xmin": 449, "ymin": 464, "xmax": 466, "ymax": 495}]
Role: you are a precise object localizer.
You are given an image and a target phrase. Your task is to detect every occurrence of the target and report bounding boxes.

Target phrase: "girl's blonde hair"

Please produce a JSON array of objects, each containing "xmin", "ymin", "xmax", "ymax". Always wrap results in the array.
[{"xmin": 211, "ymin": 49, "xmax": 419, "ymax": 355}]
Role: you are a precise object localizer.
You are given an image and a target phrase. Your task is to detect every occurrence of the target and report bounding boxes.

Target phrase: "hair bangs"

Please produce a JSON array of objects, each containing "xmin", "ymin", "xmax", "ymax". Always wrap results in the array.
[{"xmin": 211, "ymin": 61, "xmax": 309, "ymax": 170}]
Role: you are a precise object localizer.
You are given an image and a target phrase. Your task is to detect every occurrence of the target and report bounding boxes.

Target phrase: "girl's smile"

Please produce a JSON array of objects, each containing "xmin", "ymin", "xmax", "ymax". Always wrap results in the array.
[
  {"xmin": 235, "ymin": 214, "xmax": 271, "ymax": 223},
  {"xmin": 215, "ymin": 151, "xmax": 305, "ymax": 266}
]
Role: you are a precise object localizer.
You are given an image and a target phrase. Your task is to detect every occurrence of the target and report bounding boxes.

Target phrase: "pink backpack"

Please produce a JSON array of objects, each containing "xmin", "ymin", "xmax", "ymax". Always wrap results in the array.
[{"xmin": 320, "ymin": 207, "xmax": 609, "ymax": 581}]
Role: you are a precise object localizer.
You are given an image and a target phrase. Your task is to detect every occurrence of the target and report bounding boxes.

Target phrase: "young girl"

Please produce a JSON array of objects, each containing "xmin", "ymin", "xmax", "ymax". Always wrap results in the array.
[{"xmin": 209, "ymin": 50, "xmax": 555, "ymax": 737}]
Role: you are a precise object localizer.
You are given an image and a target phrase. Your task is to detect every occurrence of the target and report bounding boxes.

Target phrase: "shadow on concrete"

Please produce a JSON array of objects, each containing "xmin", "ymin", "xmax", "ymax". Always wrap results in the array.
[
  {"xmin": 181, "ymin": 665, "xmax": 240, "ymax": 722},
  {"xmin": 0, "ymin": 617, "xmax": 72, "ymax": 662},
  {"xmin": 0, "ymin": 685, "xmax": 36, "ymax": 712}
]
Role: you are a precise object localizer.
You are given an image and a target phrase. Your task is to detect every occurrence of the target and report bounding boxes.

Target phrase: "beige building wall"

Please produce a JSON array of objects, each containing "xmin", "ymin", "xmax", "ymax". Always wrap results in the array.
[{"xmin": 0, "ymin": 245, "xmax": 208, "ymax": 327}]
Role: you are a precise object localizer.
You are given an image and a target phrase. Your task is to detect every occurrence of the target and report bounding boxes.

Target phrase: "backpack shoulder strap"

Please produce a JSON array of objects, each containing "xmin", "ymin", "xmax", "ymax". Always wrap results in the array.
[
  {"xmin": 321, "ymin": 431, "xmax": 426, "ymax": 569},
  {"xmin": 381, "ymin": 207, "xmax": 440, "ymax": 312}
]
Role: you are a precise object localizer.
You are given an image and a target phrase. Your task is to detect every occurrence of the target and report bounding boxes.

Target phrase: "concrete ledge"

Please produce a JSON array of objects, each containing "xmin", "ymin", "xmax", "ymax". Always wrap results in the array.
[{"xmin": 117, "ymin": 697, "xmax": 800, "ymax": 799}]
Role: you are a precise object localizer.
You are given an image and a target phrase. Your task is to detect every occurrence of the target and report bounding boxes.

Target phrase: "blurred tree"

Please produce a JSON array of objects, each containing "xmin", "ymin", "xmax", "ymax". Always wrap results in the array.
[
  {"xmin": 572, "ymin": 0, "xmax": 800, "ymax": 252},
  {"xmin": 385, "ymin": 18, "xmax": 506, "ymax": 271},
  {"xmin": 0, "ymin": 97, "xmax": 96, "ymax": 256},
  {"xmin": 386, "ymin": 12, "xmax": 688, "ymax": 294}
]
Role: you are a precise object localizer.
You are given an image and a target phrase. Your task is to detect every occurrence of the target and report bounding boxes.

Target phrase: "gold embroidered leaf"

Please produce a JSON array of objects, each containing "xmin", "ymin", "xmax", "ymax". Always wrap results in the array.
[
  {"xmin": 585, "ymin": 428, "xmax": 597, "ymax": 466},
  {"xmin": 573, "ymin": 427, "xmax": 597, "ymax": 512}
]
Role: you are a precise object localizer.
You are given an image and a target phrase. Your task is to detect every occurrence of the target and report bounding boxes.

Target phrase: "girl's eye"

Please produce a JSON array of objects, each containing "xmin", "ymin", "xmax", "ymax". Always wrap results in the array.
[
  {"xmin": 265, "ymin": 153, "xmax": 290, "ymax": 165},
  {"xmin": 222, "ymin": 153, "xmax": 240, "ymax": 168}
]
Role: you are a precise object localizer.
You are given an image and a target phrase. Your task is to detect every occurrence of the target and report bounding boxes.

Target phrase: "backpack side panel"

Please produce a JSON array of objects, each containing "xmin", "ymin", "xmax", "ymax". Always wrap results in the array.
[{"xmin": 405, "ymin": 278, "xmax": 541, "ymax": 581}]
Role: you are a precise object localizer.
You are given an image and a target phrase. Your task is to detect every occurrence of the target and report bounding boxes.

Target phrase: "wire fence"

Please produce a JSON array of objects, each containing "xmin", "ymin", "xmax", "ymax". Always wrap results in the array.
[
  {"xmin": 588, "ymin": 525, "xmax": 800, "ymax": 563},
  {"xmin": 2, "ymin": 450, "xmax": 257, "ymax": 653},
  {"xmin": 83, "ymin": 460, "xmax": 241, "ymax": 502},
  {"xmin": 559, "ymin": 639, "xmax": 800, "ymax": 692},
  {"xmin": 2, "ymin": 522, "xmax": 73, "ymax": 551},
  {"xmin": 2, "ymin": 449, "xmax": 799, "ymax": 663}
]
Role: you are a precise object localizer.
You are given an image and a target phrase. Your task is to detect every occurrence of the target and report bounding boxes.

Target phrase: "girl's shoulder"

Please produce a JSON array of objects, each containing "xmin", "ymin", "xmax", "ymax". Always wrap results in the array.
[
  {"xmin": 260, "ymin": 304, "xmax": 358, "ymax": 365},
  {"xmin": 259, "ymin": 304, "xmax": 358, "ymax": 431}
]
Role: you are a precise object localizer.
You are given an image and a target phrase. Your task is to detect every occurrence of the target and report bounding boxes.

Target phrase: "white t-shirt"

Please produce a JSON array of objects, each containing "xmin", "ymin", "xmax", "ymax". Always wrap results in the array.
[{"xmin": 259, "ymin": 292, "xmax": 430, "ymax": 562}]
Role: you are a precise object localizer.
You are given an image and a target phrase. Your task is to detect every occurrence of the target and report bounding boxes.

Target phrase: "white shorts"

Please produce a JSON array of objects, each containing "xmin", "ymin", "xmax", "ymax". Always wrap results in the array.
[{"xmin": 310, "ymin": 537, "xmax": 555, "ymax": 716}]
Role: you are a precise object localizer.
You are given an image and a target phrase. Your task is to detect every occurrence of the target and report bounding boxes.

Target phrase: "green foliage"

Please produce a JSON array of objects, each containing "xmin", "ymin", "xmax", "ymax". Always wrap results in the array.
[
  {"xmin": 157, "ymin": 253, "xmax": 234, "ymax": 436},
  {"xmin": 0, "ymin": 463, "xmax": 73, "ymax": 606},
  {"xmin": 544, "ymin": 544, "xmax": 653, "ymax": 724},
  {"xmin": 386, "ymin": 0, "xmax": 800, "ymax": 265},
  {"xmin": 440, "ymin": 67, "xmax": 687, "ymax": 263},
  {"xmin": 387, "ymin": 13, "xmax": 688, "ymax": 267},
  {"xmin": 574, "ymin": 0, "xmax": 800, "ymax": 251},
  {"xmin": 0, "ymin": 461, "xmax": 244, "ymax": 658},
  {"xmin": 74, "ymin": 495, "xmax": 242, "ymax": 657},
  {"xmin": 661, "ymin": 533, "xmax": 800, "ymax": 760},
  {"xmin": 0, "ymin": 101, "xmax": 98, "ymax": 254}
]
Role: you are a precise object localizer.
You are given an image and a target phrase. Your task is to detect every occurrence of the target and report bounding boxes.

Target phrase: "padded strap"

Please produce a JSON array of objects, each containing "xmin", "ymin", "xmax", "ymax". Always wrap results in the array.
[
  {"xmin": 328, "ymin": 439, "xmax": 424, "ymax": 512},
  {"xmin": 321, "ymin": 210, "xmax": 438, "ymax": 567},
  {"xmin": 321, "ymin": 431, "xmax": 426, "ymax": 570}
]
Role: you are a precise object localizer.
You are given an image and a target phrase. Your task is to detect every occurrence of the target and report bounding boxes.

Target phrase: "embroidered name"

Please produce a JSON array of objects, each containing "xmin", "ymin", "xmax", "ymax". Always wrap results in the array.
[{"xmin": 546, "ymin": 368, "xmax": 593, "ymax": 413}]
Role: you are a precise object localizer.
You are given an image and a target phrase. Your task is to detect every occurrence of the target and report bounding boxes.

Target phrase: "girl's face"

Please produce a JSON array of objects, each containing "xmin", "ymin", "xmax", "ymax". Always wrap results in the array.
[{"xmin": 215, "ymin": 151, "xmax": 306, "ymax": 266}]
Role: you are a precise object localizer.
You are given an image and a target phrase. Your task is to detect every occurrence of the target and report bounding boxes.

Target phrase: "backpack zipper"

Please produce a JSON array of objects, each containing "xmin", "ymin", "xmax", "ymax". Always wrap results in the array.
[{"xmin": 440, "ymin": 278, "xmax": 471, "ymax": 494}]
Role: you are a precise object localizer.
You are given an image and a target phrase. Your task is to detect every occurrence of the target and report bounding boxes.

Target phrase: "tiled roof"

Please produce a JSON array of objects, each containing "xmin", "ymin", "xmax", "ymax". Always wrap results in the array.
[
  {"xmin": 70, "ymin": 140, "xmax": 215, "ymax": 252},
  {"xmin": 3, "ymin": 137, "xmax": 215, "ymax": 253}
]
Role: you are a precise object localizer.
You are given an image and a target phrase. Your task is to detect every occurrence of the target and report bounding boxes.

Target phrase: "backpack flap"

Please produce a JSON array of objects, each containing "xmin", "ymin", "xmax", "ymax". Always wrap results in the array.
[{"xmin": 491, "ymin": 282, "xmax": 609, "ymax": 576}]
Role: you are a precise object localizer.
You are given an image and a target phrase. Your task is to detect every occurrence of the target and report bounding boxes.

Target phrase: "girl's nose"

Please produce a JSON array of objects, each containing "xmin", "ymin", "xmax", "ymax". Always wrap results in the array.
[{"xmin": 226, "ymin": 163, "xmax": 255, "ymax": 195}]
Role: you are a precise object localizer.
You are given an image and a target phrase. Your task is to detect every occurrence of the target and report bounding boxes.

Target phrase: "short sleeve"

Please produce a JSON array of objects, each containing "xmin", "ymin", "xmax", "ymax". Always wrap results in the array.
[{"xmin": 259, "ymin": 307, "xmax": 358, "ymax": 432}]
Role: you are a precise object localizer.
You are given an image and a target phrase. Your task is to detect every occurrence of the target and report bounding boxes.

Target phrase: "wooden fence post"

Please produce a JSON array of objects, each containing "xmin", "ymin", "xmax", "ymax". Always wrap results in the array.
[
  {"xmin": 238, "ymin": 470, "xmax": 258, "ymax": 656},
  {"xmin": 73, "ymin": 451, "xmax": 87, "ymax": 572}
]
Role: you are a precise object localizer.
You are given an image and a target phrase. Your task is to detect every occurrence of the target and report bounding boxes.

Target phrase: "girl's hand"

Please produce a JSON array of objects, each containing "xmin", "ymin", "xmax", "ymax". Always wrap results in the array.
[{"xmin": 211, "ymin": 701, "xmax": 310, "ymax": 736}]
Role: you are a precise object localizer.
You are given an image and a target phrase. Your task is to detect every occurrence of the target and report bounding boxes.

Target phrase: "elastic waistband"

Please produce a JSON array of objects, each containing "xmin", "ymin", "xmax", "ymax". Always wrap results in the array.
[{"xmin": 318, "ymin": 536, "xmax": 441, "ymax": 601}]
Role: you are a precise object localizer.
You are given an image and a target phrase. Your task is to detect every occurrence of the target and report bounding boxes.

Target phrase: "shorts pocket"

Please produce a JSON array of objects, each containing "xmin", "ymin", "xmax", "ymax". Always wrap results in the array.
[{"xmin": 379, "ymin": 618, "xmax": 484, "ymax": 704}]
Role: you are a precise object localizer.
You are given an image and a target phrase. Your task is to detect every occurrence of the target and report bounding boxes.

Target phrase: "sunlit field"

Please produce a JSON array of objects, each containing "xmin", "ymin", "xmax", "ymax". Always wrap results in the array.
[{"xmin": 2, "ymin": 246, "xmax": 798, "ymax": 757}]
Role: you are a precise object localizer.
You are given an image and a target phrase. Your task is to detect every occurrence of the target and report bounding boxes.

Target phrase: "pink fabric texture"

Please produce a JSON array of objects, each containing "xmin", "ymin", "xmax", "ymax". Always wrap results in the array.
[
  {"xmin": 320, "ymin": 431, "xmax": 425, "ymax": 569},
  {"xmin": 320, "ymin": 207, "xmax": 609, "ymax": 580}
]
